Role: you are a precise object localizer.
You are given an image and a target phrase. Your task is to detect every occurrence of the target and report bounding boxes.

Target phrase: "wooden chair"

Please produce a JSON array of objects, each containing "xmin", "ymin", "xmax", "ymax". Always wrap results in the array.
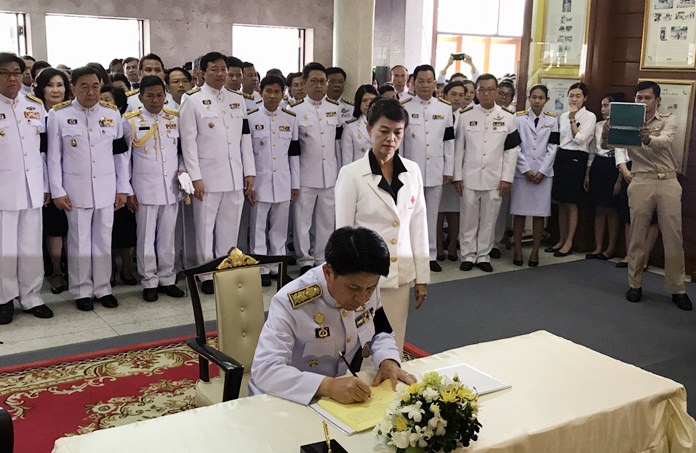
[
  {"xmin": 183, "ymin": 249, "xmax": 292, "ymax": 406},
  {"xmin": 0, "ymin": 406, "xmax": 13, "ymax": 453}
]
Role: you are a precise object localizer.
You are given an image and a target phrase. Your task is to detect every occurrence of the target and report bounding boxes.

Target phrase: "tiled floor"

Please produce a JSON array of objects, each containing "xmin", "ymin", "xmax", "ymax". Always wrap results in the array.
[{"xmin": 0, "ymin": 246, "xmax": 656, "ymax": 358}]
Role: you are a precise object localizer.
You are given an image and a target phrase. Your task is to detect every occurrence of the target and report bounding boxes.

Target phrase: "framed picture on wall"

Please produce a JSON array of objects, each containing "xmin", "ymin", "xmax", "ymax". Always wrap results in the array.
[
  {"xmin": 641, "ymin": 0, "xmax": 696, "ymax": 69},
  {"xmin": 638, "ymin": 78, "xmax": 695, "ymax": 173},
  {"xmin": 541, "ymin": 0, "xmax": 590, "ymax": 66},
  {"xmin": 540, "ymin": 76, "xmax": 581, "ymax": 115}
]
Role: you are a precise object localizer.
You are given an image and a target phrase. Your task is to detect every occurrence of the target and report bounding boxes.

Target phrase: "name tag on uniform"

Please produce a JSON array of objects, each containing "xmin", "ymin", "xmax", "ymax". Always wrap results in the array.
[
  {"xmin": 67, "ymin": 118, "xmax": 78, "ymax": 125},
  {"xmin": 26, "ymin": 106, "xmax": 36, "ymax": 111},
  {"xmin": 432, "ymin": 114, "xmax": 444, "ymax": 120},
  {"xmin": 166, "ymin": 122, "xmax": 177, "ymax": 130},
  {"xmin": 315, "ymin": 326, "xmax": 331, "ymax": 338},
  {"xmin": 230, "ymin": 103, "xmax": 240, "ymax": 109},
  {"xmin": 99, "ymin": 117, "xmax": 114, "ymax": 127},
  {"xmin": 138, "ymin": 126, "xmax": 150, "ymax": 131},
  {"xmin": 492, "ymin": 121, "xmax": 505, "ymax": 127},
  {"xmin": 341, "ymin": 108, "xmax": 350, "ymax": 113},
  {"xmin": 541, "ymin": 124, "xmax": 553, "ymax": 128},
  {"xmin": 325, "ymin": 111, "xmax": 336, "ymax": 117},
  {"xmin": 255, "ymin": 124, "xmax": 264, "ymax": 130},
  {"xmin": 202, "ymin": 99, "xmax": 212, "ymax": 105},
  {"xmin": 24, "ymin": 111, "xmax": 40, "ymax": 119},
  {"xmin": 279, "ymin": 126, "xmax": 290, "ymax": 132},
  {"xmin": 411, "ymin": 113, "xmax": 419, "ymax": 119},
  {"xmin": 469, "ymin": 121, "xmax": 478, "ymax": 126},
  {"xmin": 355, "ymin": 310, "xmax": 372, "ymax": 329}
]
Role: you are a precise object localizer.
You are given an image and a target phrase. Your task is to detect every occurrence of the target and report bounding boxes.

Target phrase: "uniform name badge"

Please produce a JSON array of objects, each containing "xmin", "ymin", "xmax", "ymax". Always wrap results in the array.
[
  {"xmin": 469, "ymin": 121, "xmax": 478, "ymax": 126},
  {"xmin": 230, "ymin": 103, "xmax": 240, "ymax": 109},
  {"xmin": 432, "ymin": 114, "xmax": 444, "ymax": 120},
  {"xmin": 411, "ymin": 113, "xmax": 419, "ymax": 119},
  {"xmin": 24, "ymin": 111, "xmax": 40, "ymax": 119},
  {"xmin": 202, "ymin": 99, "xmax": 212, "ymax": 105},
  {"xmin": 355, "ymin": 310, "xmax": 371, "ymax": 329},
  {"xmin": 99, "ymin": 117, "xmax": 114, "ymax": 127},
  {"xmin": 255, "ymin": 124, "xmax": 264, "ymax": 130},
  {"xmin": 315, "ymin": 326, "xmax": 330, "ymax": 339},
  {"xmin": 67, "ymin": 118, "xmax": 78, "ymax": 125},
  {"xmin": 279, "ymin": 126, "xmax": 290, "ymax": 132}
]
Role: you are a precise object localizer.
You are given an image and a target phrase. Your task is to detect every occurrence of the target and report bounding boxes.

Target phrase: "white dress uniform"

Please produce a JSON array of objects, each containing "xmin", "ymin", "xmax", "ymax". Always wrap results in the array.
[
  {"xmin": 335, "ymin": 152, "xmax": 430, "ymax": 353},
  {"xmin": 400, "ymin": 95, "xmax": 455, "ymax": 260},
  {"xmin": 248, "ymin": 265, "xmax": 401, "ymax": 405},
  {"xmin": 247, "ymin": 105, "xmax": 300, "ymax": 274},
  {"xmin": 337, "ymin": 97, "xmax": 354, "ymax": 125},
  {"xmin": 0, "ymin": 92, "xmax": 47, "ymax": 310},
  {"xmin": 288, "ymin": 96, "xmax": 342, "ymax": 268},
  {"xmin": 123, "ymin": 107, "xmax": 183, "ymax": 289},
  {"xmin": 510, "ymin": 110, "xmax": 559, "ymax": 217},
  {"xmin": 126, "ymin": 88, "xmax": 175, "ymax": 113},
  {"xmin": 454, "ymin": 103, "xmax": 520, "ymax": 264},
  {"xmin": 241, "ymin": 91, "xmax": 262, "ymax": 112},
  {"xmin": 47, "ymin": 99, "xmax": 130, "ymax": 299},
  {"xmin": 340, "ymin": 114, "xmax": 371, "ymax": 165}
]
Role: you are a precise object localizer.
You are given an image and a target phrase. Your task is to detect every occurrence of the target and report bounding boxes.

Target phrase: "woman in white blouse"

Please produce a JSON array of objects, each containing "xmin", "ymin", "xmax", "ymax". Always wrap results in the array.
[
  {"xmin": 546, "ymin": 83, "xmax": 596, "ymax": 257},
  {"xmin": 340, "ymin": 84, "xmax": 378, "ymax": 166}
]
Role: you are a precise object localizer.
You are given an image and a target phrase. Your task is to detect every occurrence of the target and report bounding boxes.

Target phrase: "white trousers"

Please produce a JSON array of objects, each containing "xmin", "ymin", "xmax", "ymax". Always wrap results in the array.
[
  {"xmin": 174, "ymin": 199, "xmax": 197, "ymax": 272},
  {"xmin": 250, "ymin": 201, "xmax": 290, "ymax": 275},
  {"xmin": 493, "ymin": 194, "xmax": 511, "ymax": 244},
  {"xmin": 136, "ymin": 203, "xmax": 179, "ymax": 289},
  {"xmin": 293, "ymin": 187, "xmax": 335, "ymax": 267},
  {"xmin": 424, "ymin": 186, "xmax": 443, "ymax": 260},
  {"xmin": 193, "ymin": 190, "xmax": 244, "ymax": 279},
  {"xmin": 459, "ymin": 188, "xmax": 503, "ymax": 264},
  {"xmin": 380, "ymin": 284, "xmax": 411, "ymax": 357},
  {"xmin": 0, "ymin": 208, "xmax": 44, "ymax": 309},
  {"xmin": 66, "ymin": 206, "xmax": 114, "ymax": 299}
]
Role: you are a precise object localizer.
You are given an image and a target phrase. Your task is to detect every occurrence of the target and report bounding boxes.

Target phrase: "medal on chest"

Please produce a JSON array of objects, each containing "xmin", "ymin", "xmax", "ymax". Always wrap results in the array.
[{"xmin": 314, "ymin": 312, "xmax": 330, "ymax": 339}]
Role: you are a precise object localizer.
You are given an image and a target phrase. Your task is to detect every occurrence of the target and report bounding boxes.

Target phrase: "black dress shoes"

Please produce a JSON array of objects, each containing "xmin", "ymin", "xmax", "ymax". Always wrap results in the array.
[
  {"xmin": 0, "ymin": 301, "xmax": 15, "ymax": 324},
  {"xmin": 436, "ymin": 254, "xmax": 445, "ymax": 261},
  {"xmin": 158, "ymin": 285, "xmax": 185, "ymax": 298},
  {"xmin": 447, "ymin": 255, "xmax": 458, "ymax": 261},
  {"xmin": 554, "ymin": 249, "xmax": 573, "ymax": 257},
  {"xmin": 544, "ymin": 247, "xmax": 559, "ymax": 253},
  {"xmin": 489, "ymin": 248, "xmax": 502, "ymax": 259},
  {"xmin": 201, "ymin": 280, "xmax": 215, "ymax": 294},
  {"xmin": 429, "ymin": 261, "xmax": 442, "ymax": 272},
  {"xmin": 528, "ymin": 260, "xmax": 539, "ymax": 267},
  {"xmin": 75, "ymin": 298, "xmax": 94, "ymax": 311},
  {"xmin": 476, "ymin": 262, "xmax": 493, "ymax": 273},
  {"xmin": 460, "ymin": 261, "xmax": 474, "ymax": 271},
  {"xmin": 97, "ymin": 294, "xmax": 119, "ymax": 308},
  {"xmin": 512, "ymin": 258, "xmax": 523, "ymax": 266},
  {"xmin": 673, "ymin": 293, "xmax": 693, "ymax": 311},
  {"xmin": 120, "ymin": 272, "xmax": 138, "ymax": 286},
  {"xmin": 300, "ymin": 265, "xmax": 312, "ymax": 276},
  {"xmin": 261, "ymin": 274, "xmax": 272, "ymax": 287},
  {"xmin": 626, "ymin": 287, "xmax": 642, "ymax": 303},
  {"xmin": 585, "ymin": 253, "xmax": 598, "ymax": 259},
  {"xmin": 23, "ymin": 304, "xmax": 54, "ymax": 319},
  {"xmin": 143, "ymin": 288, "xmax": 159, "ymax": 302},
  {"xmin": 616, "ymin": 261, "xmax": 628, "ymax": 268}
]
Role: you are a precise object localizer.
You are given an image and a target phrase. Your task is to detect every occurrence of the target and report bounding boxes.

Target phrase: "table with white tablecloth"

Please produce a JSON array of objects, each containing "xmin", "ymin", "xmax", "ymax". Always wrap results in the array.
[{"xmin": 52, "ymin": 330, "xmax": 696, "ymax": 453}]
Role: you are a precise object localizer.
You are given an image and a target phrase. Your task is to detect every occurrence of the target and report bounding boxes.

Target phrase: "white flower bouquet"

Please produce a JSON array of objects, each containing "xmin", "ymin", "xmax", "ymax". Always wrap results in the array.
[{"xmin": 374, "ymin": 371, "xmax": 481, "ymax": 453}]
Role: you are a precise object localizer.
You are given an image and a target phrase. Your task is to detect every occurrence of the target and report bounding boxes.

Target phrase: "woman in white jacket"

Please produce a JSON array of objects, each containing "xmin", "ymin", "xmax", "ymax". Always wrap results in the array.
[{"xmin": 335, "ymin": 98, "xmax": 429, "ymax": 355}]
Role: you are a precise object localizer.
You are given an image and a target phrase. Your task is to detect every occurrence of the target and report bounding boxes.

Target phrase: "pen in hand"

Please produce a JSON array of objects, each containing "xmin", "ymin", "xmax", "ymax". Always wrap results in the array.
[{"xmin": 322, "ymin": 420, "xmax": 333, "ymax": 453}]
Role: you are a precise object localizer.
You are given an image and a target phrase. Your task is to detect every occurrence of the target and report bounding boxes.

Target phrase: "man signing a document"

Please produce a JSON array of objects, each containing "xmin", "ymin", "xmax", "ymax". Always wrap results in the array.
[{"xmin": 248, "ymin": 227, "xmax": 416, "ymax": 405}]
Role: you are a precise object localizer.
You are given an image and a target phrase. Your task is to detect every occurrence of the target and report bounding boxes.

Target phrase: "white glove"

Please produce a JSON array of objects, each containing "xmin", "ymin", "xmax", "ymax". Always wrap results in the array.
[{"xmin": 178, "ymin": 172, "xmax": 195, "ymax": 195}]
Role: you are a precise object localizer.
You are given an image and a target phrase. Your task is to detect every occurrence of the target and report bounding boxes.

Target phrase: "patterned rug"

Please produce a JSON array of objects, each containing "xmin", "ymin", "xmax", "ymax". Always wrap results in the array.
[{"xmin": 0, "ymin": 338, "xmax": 427, "ymax": 453}]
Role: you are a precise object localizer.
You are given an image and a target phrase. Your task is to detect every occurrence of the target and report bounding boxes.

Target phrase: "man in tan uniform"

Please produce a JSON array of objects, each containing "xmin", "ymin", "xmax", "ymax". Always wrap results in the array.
[{"xmin": 604, "ymin": 80, "xmax": 691, "ymax": 311}]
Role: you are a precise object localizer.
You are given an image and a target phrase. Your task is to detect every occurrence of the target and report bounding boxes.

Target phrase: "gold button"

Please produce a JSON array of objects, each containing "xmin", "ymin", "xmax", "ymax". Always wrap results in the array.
[
  {"xmin": 273, "ymin": 169, "xmax": 277, "ymax": 173},
  {"xmin": 272, "ymin": 144, "xmax": 277, "ymax": 148},
  {"xmin": 392, "ymin": 220, "xmax": 399, "ymax": 227},
  {"xmin": 25, "ymin": 168, "xmax": 29, "ymax": 172},
  {"xmin": 391, "ymin": 256, "xmax": 397, "ymax": 262},
  {"xmin": 23, "ymin": 153, "xmax": 27, "ymax": 156},
  {"xmin": 346, "ymin": 336, "xmax": 352, "ymax": 343},
  {"xmin": 342, "ymin": 310, "xmax": 348, "ymax": 317},
  {"xmin": 240, "ymin": 306, "xmax": 245, "ymax": 312},
  {"xmin": 272, "ymin": 156, "xmax": 276, "ymax": 160},
  {"xmin": 164, "ymin": 173, "xmax": 168, "ymax": 176},
  {"xmin": 237, "ymin": 283, "xmax": 243, "ymax": 288},
  {"xmin": 390, "ymin": 238, "xmax": 397, "ymax": 244},
  {"xmin": 89, "ymin": 128, "xmax": 92, "ymax": 132},
  {"xmin": 92, "ymin": 160, "xmax": 96, "ymax": 163},
  {"xmin": 93, "ymin": 175, "xmax": 96, "ymax": 179},
  {"xmin": 163, "ymin": 159, "xmax": 166, "ymax": 163},
  {"xmin": 241, "ymin": 332, "xmax": 246, "ymax": 338}
]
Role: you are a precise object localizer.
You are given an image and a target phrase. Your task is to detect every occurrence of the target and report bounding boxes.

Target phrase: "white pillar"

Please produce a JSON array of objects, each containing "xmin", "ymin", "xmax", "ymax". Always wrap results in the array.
[{"xmin": 333, "ymin": 0, "xmax": 375, "ymax": 100}]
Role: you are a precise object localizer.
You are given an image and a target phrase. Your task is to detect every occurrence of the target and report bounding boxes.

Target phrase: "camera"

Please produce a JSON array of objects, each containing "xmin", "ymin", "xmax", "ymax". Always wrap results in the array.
[{"xmin": 451, "ymin": 53, "xmax": 467, "ymax": 61}]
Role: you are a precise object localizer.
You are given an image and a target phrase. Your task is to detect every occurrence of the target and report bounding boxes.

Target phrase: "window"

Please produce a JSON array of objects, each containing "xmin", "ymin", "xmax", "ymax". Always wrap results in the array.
[
  {"xmin": 434, "ymin": 0, "xmax": 525, "ymax": 79},
  {"xmin": 45, "ymin": 15, "xmax": 143, "ymax": 69},
  {"xmin": 232, "ymin": 24, "xmax": 307, "ymax": 76},
  {"xmin": 0, "ymin": 12, "xmax": 27, "ymax": 55}
]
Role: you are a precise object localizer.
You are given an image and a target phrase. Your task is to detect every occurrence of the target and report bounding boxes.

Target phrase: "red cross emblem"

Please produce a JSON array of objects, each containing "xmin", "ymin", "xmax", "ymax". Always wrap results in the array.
[{"xmin": 410, "ymin": 195, "xmax": 415, "ymax": 205}]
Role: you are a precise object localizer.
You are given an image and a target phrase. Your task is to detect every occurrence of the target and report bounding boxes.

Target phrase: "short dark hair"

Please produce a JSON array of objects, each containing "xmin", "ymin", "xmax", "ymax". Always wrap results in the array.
[
  {"xmin": 529, "ymin": 84, "xmax": 549, "ymax": 98},
  {"xmin": 390, "ymin": 65, "xmax": 407, "ymax": 75},
  {"xmin": 378, "ymin": 85, "xmax": 396, "ymax": 95},
  {"xmin": 326, "ymin": 67, "xmax": 347, "ymax": 80},
  {"xmin": 109, "ymin": 58, "xmax": 123, "ymax": 70},
  {"xmin": 413, "ymin": 64, "xmax": 435, "ymax": 80},
  {"xmin": 449, "ymin": 72, "xmax": 467, "ymax": 81},
  {"xmin": 71, "ymin": 66, "xmax": 100, "ymax": 86},
  {"xmin": 568, "ymin": 82, "xmax": 588, "ymax": 97},
  {"xmin": 635, "ymin": 80, "xmax": 660, "ymax": 98},
  {"xmin": 111, "ymin": 73, "xmax": 131, "ymax": 90},
  {"xmin": 110, "ymin": 87, "xmax": 128, "ymax": 114},
  {"xmin": 603, "ymin": 92, "xmax": 626, "ymax": 103},
  {"xmin": 139, "ymin": 53, "xmax": 164, "ymax": 71},
  {"xmin": 30, "ymin": 60, "xmax": 51, "ymax": 80},
  {"xmin": 0, "ymin": 52, "xmax": 26, "ymax": 72},
  {"xmin": 139, "ymin": 75, "xmax": 166, "ymax": 93},
  {"xmin": 123, "ymin": 57, "xmax": 138, "ymax": 66},
  {"xmin": 260, "ymin": 75, "xmax": 285, "ymax": 92},
  {"xmin": 302, "ymin": 62, "xmax": 326, "ymax": 80},
  {"xmin": 498, "ymin": 80, "xmax": 516, "ymax": 98},
  {"xmin": 266, "ymin": 68, "xmax": 284, "ymax": 79},
  {"xmin": 242, "ymin": 61, "xmax": 255, "ymax": 70},
  {"xmin": 200, "ymin": 52, "xmax": 227, "ymax": 72},
  {"xmin": 367, "ymin": 97, "xmax": 409, "ymax": 128},
  {"xmin": 86, "ymin": 62, "xmax": 110, "ymax": 86},
  {"xmin": 165, "ymin": 67, "xmax": 192, "ymax": 84},
  {"xmin": 476, "ymin": 73, "xmax": 498, "ymax": 88},
  {"xmin": 444, "ymin": 80, "xmax": 466, "ymax": 96},
  {"xmin": 226, "ymin": 56, "xmax": 243, "ymax": 70},
  {"xmin": 33, "ymin": 68, "xmax": 72, "ymax": 104},
  {"xmin": 352, "ymin": 84, "xmax": 379, "ymax": 118},
  {"xmin": 286, "ymin": 72, "xmax": 302, "ymax": 87},
  {"xmin": 21, "ymin": 55, "xmax": 36, "ymax": 63},
  {"xmin": 325, "ymin": 227, "xmax": 390, "ymax": 277}
]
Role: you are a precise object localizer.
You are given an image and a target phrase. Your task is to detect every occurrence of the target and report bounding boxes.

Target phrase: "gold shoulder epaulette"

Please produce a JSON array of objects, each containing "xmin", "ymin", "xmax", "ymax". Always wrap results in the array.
[
  {"xmin": 288, "ymin": 284, "xmax": 322, "ymax": 309},
  {"xmin": 246, "ymin": 108, "xmax": 259, "ymax": 115},
  {"xmin": 345, "ymin": 117, "xmax": 358, "ymax": 124},
  {"xmin": 400, "ymin": 97, "xmax": 413, "ymax": 105},
  {"xmin": 502, "ymin": 106, "xmax": 515, "ymax": 115},
  {"xmin": 516, "ymin": 110, "xmax": 528, "ymax": 116},
  {"xmin": 341, "ymin": 97, "xmax": 354, "ymax": 106},
  {"xmin": 408, "ymin": 90, "xmax": 416, "ymax": 96},
  {"xmin": 25, "ymin": 93, "xmax": 42, "ymax": 104},
  {"xmin": 100, "ymin": 101, "xmax": 118, "ymax": 111},
  {"xmin": 186, "ymin": 86, "xmax": 201, "ymax": 96},
  {"xmin": 282, "ymin": 107, "xmax": 296, "ymax": 117},
  {"xmin": 289, "ymin": 99, "xmax": 304, "ymax": 107},
  {"xmin": 52, "ymin": 100, "xmax": 71, "ymax": 110},
  {"xmin": 123, "ymin": 109, "xmax": 141, "ymax": 119},
  {"xmin": 126, "ymin": 88, "xmax": 140, "ymax": 97},
  {"xmin": 241, "ymin": 91, "xmax": 254, "ymax": 100},
  {"xmin": 544, "ymin": 111, "xmax": 558, "ymax": 117},
  {"xmin": 282, "ymin": 95, "xmax": 288, "ymax": 101},
  {"xmin": 460, "ymin": 105, "xmax": 474, "ymax": 113},
  {"xmin": 163, "ymin": 107, "xmax": 179, "ymax": 117},
  {"xmin": 438, "ymin": 97, "xmax": 451, "ymax": 105},
  {"xmin": 326, "ymin": 98, "xmax": 339, "ymax": 105}
]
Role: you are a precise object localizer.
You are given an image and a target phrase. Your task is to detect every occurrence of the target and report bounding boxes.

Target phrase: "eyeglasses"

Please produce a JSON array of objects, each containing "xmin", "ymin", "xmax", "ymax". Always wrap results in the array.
[
  {"xmin": 308, "ymin": 78, "xmax": 327, "ymax": 85},
  {"xmin": 476, "ymin": 88, "xmax": 497, "ymax": 94},
  {"xmin": 0, "ymin": 70, "xmax": 23, "ymax": 79},
  {"xmin": 498, "ymin": 91, "xmax": 513, "ymax": 99}
]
